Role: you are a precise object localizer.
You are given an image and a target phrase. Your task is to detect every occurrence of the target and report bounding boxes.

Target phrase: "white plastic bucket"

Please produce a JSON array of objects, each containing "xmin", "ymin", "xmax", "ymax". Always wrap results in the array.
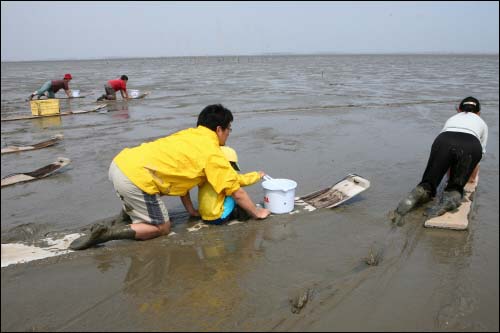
[
  {"xmin": 130, "ymin": 89, "xmax": 140, "ymax": 98},
  {"xmin": 71, "ymin": 90, "xmax": 80, "ymax": 97},
  {"xmin": 262, "ymin": 178, "xmax": 297, "ymax": 214}
]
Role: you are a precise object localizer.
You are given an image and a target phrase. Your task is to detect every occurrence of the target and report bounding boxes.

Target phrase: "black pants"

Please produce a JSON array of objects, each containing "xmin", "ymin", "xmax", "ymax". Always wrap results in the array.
[{"xmin": 419, "ymin": 131, "xmax": 482, "ymax": 197}]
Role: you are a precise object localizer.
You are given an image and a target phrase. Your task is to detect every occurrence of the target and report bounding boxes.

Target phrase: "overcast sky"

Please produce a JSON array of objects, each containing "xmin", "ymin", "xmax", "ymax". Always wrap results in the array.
[{"xmin": 1, "ymin": 1, "xmax": 498, "ymax": 61}]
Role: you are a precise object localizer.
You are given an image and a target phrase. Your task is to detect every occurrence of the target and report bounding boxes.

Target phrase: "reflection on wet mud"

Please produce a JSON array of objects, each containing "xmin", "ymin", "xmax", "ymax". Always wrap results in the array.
[
  {"xmin": 116, "ymin": 227, "xmax": 264, "ymax": 331},
  {"xmin": 107, "ymin": 101, "xmax": 130, "ymax": 119},
  {"xmin": 81, "ymin": 221, "xmax": 304, "ymax": 330},
  {"xmin": 35, "ymin": 115, "xmax": 62, "ymax": 129}
]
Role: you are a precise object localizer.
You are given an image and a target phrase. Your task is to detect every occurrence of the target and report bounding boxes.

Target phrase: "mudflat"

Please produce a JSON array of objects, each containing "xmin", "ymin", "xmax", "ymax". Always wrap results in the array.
[{"xmin": 1, "ymin": 55, "xmax": 498, "ymax": 331}]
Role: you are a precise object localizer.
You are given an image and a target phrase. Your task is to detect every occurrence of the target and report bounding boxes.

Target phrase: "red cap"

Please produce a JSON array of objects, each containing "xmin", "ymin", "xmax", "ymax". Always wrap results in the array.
[{"xmin": 64, "ymin": 73, "xmax": 72, "ymax": 80}]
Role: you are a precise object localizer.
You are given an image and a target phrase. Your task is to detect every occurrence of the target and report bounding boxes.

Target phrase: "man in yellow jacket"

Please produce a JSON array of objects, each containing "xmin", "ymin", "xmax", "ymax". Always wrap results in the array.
[
  {"xmin": 199, "ymin": 146, "xmax": 264, "ymax": 225},
  {"xmin": 70, "ymin": 104, "xmax": 270, "ymax": 250}
]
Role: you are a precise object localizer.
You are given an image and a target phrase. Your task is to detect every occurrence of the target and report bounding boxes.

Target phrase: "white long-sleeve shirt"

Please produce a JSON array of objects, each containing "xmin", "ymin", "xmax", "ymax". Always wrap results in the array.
[{"xmin": 441, "ymin": 112, "xmax": 488, "ymax": 154}]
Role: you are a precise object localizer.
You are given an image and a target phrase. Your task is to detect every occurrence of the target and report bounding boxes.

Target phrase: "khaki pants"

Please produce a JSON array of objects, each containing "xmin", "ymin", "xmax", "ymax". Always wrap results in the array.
[{"xmin": 108, "ymin": 161, "xmax": 169, "ymax": 225}]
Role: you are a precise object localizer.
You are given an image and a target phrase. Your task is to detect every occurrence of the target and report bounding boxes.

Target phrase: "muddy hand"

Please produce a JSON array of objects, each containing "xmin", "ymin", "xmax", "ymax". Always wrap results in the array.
[{"xmin": 256, "ymin": 207, "xmax": 271, "ymax": 219}]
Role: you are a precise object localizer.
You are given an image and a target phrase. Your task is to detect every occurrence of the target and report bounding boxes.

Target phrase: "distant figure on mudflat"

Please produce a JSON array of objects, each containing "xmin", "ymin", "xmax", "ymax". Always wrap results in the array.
[
  {"xmin": 97, "ymin": 75, "xmax": 129, "ymax": 101},
  {"xmin": 29, "ymin": 73, "xmax": 73, "ymax": 100}
]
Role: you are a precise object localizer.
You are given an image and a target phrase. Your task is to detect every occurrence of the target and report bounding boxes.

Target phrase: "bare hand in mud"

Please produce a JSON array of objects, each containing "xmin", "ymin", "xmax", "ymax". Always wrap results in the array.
[{"xmin": 255, "ymin": 207, "xmax": 271, "ymax": 219}]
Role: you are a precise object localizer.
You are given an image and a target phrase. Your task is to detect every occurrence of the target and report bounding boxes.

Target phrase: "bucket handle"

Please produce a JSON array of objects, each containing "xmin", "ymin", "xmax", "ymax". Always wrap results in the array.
[
  {"xmin": 263, "ymin": 174, "xmax": 274, "ymax": 181},
  {"xmin": 262, "ymin": 174, "xmax": 296, "ymax": 192}
]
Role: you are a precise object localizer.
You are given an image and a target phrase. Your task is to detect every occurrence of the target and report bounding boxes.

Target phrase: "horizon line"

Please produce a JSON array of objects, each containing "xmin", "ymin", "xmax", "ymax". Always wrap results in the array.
[{"xmin": 2, "ymin": 51, "xmax": 498, "ymax": 63}]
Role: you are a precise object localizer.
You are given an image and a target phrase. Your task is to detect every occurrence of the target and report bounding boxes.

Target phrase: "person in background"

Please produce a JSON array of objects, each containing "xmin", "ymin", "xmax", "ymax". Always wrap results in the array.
[
  {"xmin": 29, "ymin": 73, "xmax": 73, "ymax": 100},
  {"xmin": 199, "ymin": 146, "xmax": 265, "ymax": 225},
  {"xmin": 97, "ymin": 75, "xmax": 129, "ymax": 101},
  {"xmin": 390, "ymin": 97, "xmax": 488, "ymax": 225},
  {"xmin": 70, "ymin": 104, "xmax": 270, "ymax": 250}
]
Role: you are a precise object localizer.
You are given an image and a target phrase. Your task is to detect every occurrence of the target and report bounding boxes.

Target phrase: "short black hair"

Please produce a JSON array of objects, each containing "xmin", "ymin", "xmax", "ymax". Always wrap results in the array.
[
  {"xmin": 121, "ymin": 75, "xmax": 128, "ymax": 81},
  {"xmin": 197, "ymin": 104, "xmax": 233, "ymax": 131},
  {"xmin": 459, "ymin": 96, "xmax": 480, "ymax": 113}
]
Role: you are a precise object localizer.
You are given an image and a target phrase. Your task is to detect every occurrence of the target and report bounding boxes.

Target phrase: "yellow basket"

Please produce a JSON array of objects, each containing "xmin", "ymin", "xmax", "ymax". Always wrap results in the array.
[{"xmin": 30, "ymin": 99, "xmax": 60, "ymax": 116}]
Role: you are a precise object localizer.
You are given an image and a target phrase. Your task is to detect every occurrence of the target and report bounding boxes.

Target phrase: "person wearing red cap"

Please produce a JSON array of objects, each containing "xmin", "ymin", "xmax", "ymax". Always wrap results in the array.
[
  {"xmin": 29, "ymin": 73, "xmax": 73, "ymax": 100},
  {"xmin": 97, "ymin": 75, "xmax": 129, "ymax": 101}
]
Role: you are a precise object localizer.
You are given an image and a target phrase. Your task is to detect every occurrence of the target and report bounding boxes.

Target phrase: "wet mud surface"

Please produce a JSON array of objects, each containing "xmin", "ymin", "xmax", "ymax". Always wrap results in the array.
[{"xmin": 1, "ymin": 55, "xmax": 498, "ymax": 331}]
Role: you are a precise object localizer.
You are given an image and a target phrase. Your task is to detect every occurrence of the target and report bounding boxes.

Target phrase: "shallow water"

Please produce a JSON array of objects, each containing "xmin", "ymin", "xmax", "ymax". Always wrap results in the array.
[{"xmin": 1, "ymin": 55, "xmax": 498, "ymax": 331}]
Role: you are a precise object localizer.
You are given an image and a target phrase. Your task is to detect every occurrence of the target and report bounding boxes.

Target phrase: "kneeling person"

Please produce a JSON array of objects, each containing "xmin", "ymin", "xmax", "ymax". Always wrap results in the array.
[
  {"xmin": 390, "ymin": 97, "xmax": 488, "ymax": 225},
  {"xmin": 69, "ymin": 104, "xmax": 270, "ymax": 251},
  {"xmin": 199, "ymin": 146, "xmax": 264, "ymax": 225}
]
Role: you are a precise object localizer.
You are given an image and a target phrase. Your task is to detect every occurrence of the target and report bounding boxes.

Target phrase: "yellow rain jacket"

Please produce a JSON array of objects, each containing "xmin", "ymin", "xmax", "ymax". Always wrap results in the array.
[
  {"xmin": 113, "ymin": 126, "xmax": 241, "ymax": 196},
  {"xmin": 199, "ymin": 171, "xmax": 261, "ymax": 221}
]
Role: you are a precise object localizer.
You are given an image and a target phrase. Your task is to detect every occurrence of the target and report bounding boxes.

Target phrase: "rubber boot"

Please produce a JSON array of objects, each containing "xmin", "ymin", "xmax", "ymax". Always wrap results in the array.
[
  {"xmin": 396, "ymin": 185, "xmax": 431, "ymax": 216},
  {"xmin": 426, "ymin": 190, "xmax": 462, "ymax": 218},
  {"xmin": 69, "ymin": 224, "xmax": 136, "ymax": 251},
  {"xmin": 390, "ymin": 185, "xmax": 431, "ymax": 225}
]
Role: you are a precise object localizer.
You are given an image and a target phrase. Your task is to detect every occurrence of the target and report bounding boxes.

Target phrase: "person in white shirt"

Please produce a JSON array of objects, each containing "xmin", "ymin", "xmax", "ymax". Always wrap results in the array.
[{"xmin": 391, "ymin": 97, "xmax": 488, "ymax": 225}]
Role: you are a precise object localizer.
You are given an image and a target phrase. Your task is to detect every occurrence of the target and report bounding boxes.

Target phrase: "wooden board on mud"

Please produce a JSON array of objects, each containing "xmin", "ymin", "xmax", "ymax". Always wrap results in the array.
[
  {"xmin": 25, "ymin": 96, "xmax": 87, "ymax": 102},
  {"xmin": 1, "ymin": 157, "xmax": 71, "ymax": 187},
  {"xmin": 1, "ymin": 104, "xmax": 107, "ymax": 122},
  {"xmin": 57, "ymin": 95, "xmax": 87, "ymax": 100},
  {"xmin": 424, "ymin": 174, "xmax": 479, "ymax": 230},
  {"xmin": 295, "ymin": 174, "xmax": 371, "ymax": 210},
  {"xmin": 1, "ymin": 134, "xmax": 64, "ymax": 154}
]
